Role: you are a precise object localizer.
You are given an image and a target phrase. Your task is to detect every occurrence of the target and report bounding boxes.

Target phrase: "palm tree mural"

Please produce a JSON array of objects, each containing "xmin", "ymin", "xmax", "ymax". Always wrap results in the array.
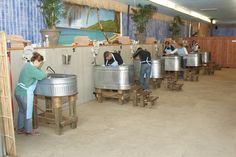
[
  {"xmin": 114, "ymin": 11, "xmax": 120, "ymax": 33},
  {"xmin": 64, "ymin": 3, "xmax": 119, "ymax": 43}
]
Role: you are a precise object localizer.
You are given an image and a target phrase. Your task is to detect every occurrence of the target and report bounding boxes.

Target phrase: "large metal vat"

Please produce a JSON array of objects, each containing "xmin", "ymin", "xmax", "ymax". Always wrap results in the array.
[
  {"xmin": 201, "ymin": 52, "xmax": 211, "ymax": 64},
  {"xmin": 94, "ymin": 65, "xmax": 134, "ymax": 90},
  {"xmin": 35, "ymin": 74, "xmax": 77, "ymax": 97},
  {"xmin": 151, "ymin": 59, "xmax": 164, "ymax": 78},
  {"xmin": 133, "ymin": 59, "xmax": 164, "ymax": 79},
  {"xmin": 186, "ymin": 53, "xmax": 201, "ymax": 67},
  {"xmin": 133, "ymin": 60, "xmax": 141, "ymax": 80},
  {"xmin": 163, "ymin": 55, "xmax": 182, "ymax": 71}
]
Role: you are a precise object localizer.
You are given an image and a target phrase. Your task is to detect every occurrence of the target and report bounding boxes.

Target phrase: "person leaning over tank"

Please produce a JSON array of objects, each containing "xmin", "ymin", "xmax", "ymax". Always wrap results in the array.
[
  {"xmin": 133, "ymin": 47, "xmax": 152, "ymax": 91},
  {"xmin": 15, "ymin": 52, "xmax": 47, "ymax": 135},
  {"xmin": 191, "ymin": 40, "xmax": 200, "ymax": 52},
  {"xmin": 103, "ymin": 51, "xmax": 123, "ymax": 67},
  {"xmin": 163, "ymin": 40, "xmax": 175, "ymax": 55}
]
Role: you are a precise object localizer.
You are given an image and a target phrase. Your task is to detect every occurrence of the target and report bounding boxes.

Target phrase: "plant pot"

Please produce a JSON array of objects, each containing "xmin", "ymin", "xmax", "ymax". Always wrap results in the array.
[
  {"xmin": 135, "ymin": 33, "xmax": 146, "ymax": 44},
  {"xmin": 40, "ymin": 29, "xmax": 61, "ymax": 46}
]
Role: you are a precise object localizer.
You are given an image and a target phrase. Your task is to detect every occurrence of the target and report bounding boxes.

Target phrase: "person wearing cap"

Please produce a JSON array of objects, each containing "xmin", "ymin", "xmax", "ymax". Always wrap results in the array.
[
  {"xmin": 103, "ymin": 51, "xmax": 123, "ymax": 67},
  {"xmin": 133, "ymin": 47, "xmax": 152, "ymax": 91}
]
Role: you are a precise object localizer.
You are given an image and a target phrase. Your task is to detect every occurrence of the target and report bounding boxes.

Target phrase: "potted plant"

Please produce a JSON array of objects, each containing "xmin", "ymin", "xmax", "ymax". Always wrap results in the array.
[
  {"xmin": 131, "ymin": 4, "xmax": 157, "ymax": 43},
  {"xmin": 40, "ymin": 0, "xmax": 64, "ymax": 46},
  {"xmin": 169, "ymin": 16, "xmax": 184, "ymax": 39}
]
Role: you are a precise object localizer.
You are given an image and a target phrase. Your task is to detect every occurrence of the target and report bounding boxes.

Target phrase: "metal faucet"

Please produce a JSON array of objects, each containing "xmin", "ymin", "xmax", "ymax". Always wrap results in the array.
[{"xmin": 46, "ymin": 66, "xmax": 55, "ymax": 74}]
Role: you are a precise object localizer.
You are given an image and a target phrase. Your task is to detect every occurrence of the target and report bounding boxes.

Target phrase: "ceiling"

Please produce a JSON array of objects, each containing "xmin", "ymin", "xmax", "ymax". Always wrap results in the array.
[{"xmin": 116, "ymin": 0, "xmax": 236, "ymax": 24}]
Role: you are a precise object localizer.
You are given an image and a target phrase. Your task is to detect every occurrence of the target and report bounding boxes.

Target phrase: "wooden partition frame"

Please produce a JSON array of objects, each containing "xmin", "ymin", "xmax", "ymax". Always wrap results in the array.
[
  {"xmin": 185, "ymin": 37, "xmax": 236, "ymax": 68},
  {"xmin": 0, "ymin": 32, "xmax": 16, "ymax": 156}
]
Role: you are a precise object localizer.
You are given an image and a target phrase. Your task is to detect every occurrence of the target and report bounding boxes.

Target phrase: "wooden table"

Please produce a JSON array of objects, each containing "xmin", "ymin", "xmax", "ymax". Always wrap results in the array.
[{"xmin": 33, "ymin": 94, "xmax": 78, "ymax": 135}]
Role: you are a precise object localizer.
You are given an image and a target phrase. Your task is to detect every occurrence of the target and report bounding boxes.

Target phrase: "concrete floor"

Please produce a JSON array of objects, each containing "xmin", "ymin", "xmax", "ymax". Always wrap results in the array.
[{"xmin": 16, "ymin": 68, "xmax": 236, "ymax": 157}]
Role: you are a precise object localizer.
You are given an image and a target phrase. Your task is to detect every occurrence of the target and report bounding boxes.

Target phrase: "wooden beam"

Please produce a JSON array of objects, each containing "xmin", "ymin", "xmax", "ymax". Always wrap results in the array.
[{"xmin": 0, "ymin": 32, "xmax": 17, "ymax": 156}]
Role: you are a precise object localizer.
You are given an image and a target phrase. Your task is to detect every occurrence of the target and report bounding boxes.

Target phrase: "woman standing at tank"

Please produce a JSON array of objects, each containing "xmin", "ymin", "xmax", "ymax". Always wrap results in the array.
[
  {"xmin": 15, "ymin": 52, "xmax": 46, "ymax": 135},
  {"xmin": 169, "ymin": 39, "xmax": 188, "ymax": 68}
]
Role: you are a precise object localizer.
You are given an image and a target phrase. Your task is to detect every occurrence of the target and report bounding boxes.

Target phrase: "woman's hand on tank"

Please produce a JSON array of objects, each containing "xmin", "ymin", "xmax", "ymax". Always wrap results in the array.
[{"xmin": 45, "ymin": 69, "xmax": 51, "ymax": 74}]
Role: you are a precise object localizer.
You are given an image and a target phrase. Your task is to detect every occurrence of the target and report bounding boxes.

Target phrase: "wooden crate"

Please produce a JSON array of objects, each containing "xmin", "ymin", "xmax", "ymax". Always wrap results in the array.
[
  {"xmin": 163, "ymin": 74, "xmax": 183, "ymax": 91},
  {"xmin": 151, "ymin": 78, "xmax": 163, "ymax": 89},
  {"xmin": 34, "ymin": 95, "xmax": 78, "ymax": 135},
  {"xmin": 132, "ymin": 85, "xmax": 159, "ymax": 108},
  {"xmin": 184, "ymin": 68, "xmax": 199, "ymax": 82},
  {"xmin": 95, "ymin": 88, "xmax": 130, "ymax": 105},
  {"xmin": 200, "ymin": 63, "xmax": 215, "ymax": 75}
]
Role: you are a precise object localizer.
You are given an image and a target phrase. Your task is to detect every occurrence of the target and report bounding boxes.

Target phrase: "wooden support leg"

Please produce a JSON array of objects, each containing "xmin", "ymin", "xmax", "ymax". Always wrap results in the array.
[
  {"xmin": 147, "ymin": 101, "xmax": 153, "ymax": 108},
  {"xmin": 68, "ymin": 95, "xmax": 78, "ymax": 129},
  {"xmin": 45, "ymin": 97, "xmax": 52, "ymax": 112},
  {"xmin": 118, "ymin": 90, "xmax": 124, "ymax": 105},
  {"xmin": 133, "ymin": 90, "xmax": 138, "ymax": 106},
  {"xmin": 174, "ymin": 72, "xmax": 178, "ymax": 80},
  {"xmin": 158, "ymin": 79, "xmax": 162, "ymax": 88},
  {"xmin": 152, "ymin": 78, "xmax": 161, "ymax": 89},
  {"xmin": 183, "ymin": 70, "xmax": 188, "ymax": 81},
  {"xmin": 45, "ymin": 97, "xmax": 53, "ymax": 124},
  {"xmin": 152, "ymin": 79, "xmax": 157, "ymax": 89},
  {"xmin": 52, "ymin": 97, "xmax": 63, "ymax": 135},
  {"xmin": 96, "ymin": 89, "xmax": 103, "ymax": 103},
  {"xmin": 139, "ymin": 95, "xmax": 145, "ymax": 107}
]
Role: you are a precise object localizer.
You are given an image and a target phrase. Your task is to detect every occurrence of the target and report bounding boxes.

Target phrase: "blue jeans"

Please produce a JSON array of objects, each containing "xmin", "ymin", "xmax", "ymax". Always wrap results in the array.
[
  {"xmin": 182, "ymin": 58, "xmax": 187, "ymax": 69},
  {"xmin": 15, "ymin": 94, "xmax": 33, "ymax": 133},
  {"xmin": 140, "ymin": 63, "xmax": 151, "ymax": 90}
]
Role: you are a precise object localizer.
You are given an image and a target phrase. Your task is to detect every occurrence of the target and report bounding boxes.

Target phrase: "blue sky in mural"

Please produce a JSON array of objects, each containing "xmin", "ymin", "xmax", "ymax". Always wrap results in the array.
[
  {"xmin": 57, "ymin": 6, "xmax": 116, "ymax": 44},
  {"xmin": 81, "ymin": 9, "xmax": 115, "ymax": 27},
  {"xmin": 58, "ymin": 7, "xmax": 115, "ymax": 29}
]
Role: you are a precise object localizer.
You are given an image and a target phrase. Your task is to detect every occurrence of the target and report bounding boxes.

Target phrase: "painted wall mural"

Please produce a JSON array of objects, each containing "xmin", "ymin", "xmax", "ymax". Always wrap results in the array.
[
  {"xmin": 57, "ymin": 4, "xmax": 120, "ymax": 44},
  {"xmin": 0, "ymin": 0, "xmax": 208, "ymax": 45}
]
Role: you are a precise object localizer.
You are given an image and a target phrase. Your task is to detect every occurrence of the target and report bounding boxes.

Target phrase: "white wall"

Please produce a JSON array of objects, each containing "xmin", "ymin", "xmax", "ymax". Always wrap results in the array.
[{"xmin": 10, "ymin": 44, "xmax": 156, "ymax": 119}]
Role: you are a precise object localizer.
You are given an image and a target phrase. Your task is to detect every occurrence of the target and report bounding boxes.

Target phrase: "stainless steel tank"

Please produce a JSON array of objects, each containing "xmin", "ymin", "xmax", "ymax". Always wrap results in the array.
[
  {"xmin": 186, "ymin": 53, "xmax": 202, "ymax": 67},
  {"xmin": 94, "ymin": 65, "xmax": 134, "ymax": 90},
  {"xmin": 163, "ymin": 55, "xmax": 182, "ymax": 71},
  {"xmin": 35, "ymin": 74, "xmax": 77, "ymax": 97},
  {"xmin": 133, "ymin": 59, "xmax": 164, "ymax": 79},
  {"xmin": 133, "ymin": 60, "xmax": 140, "ymax": 80},
  {"xmin": 151, "ymin": 59, "xmax": 164, "ymax": 78},
  {"xmin": 201, "ymin": 52, "xmax": 211, "ymax": 64}
]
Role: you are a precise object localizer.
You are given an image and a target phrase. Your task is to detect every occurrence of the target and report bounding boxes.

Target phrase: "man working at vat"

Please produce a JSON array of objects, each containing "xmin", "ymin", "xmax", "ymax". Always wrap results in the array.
[
  {"xmin": 133, "ymin": 47, "xmax": 152, "ymax": 91},
  {"xmin": 191, "ymin": 40, "xmax": 200, "ymax": 52},
  {"xmin": 15, "ymin": 52, "xmax": 46, "ymax": 135},
  {"xmin": 163, "ymin": 40, "xmax": 175, "ymax": 55},
  {"xmin": 104, "ymin": 51, "xmax": 123, "ymax": 67}
]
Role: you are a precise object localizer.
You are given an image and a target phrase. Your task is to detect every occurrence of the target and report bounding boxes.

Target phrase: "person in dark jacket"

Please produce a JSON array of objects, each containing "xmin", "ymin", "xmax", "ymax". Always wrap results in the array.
[
  {"xmin": 104, "ymin": 51, "xmax": 123, "ymax": 67},
  {"xmin": 133, "ymin": 47, "xmax": 152, "ymax": 91}
]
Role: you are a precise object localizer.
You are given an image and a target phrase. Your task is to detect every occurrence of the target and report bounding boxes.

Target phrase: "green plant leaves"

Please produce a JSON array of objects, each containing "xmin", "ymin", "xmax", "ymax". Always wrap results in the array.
[
  {"xmin": 40, "ymin": 0, "xmax": 64, "ymax": 29},
  {"xmin": 169, "ymin": 16, "xmax": 184, "ymax": 39},
  {"xmin": 131, "ymin": 4, "xmax": 157, "ymax": 33}
]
